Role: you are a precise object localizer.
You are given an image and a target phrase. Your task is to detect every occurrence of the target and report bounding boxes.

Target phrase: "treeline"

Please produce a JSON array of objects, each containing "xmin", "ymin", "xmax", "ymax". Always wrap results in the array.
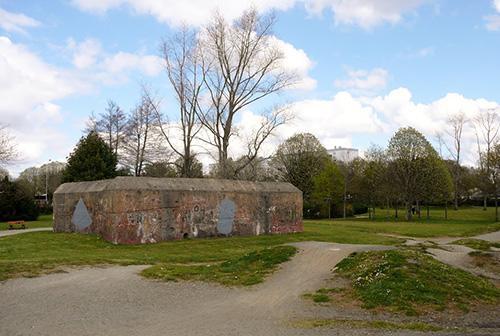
[{"xmin": 272, "ymin": 129, "xmax": 493, "ymax": 221}]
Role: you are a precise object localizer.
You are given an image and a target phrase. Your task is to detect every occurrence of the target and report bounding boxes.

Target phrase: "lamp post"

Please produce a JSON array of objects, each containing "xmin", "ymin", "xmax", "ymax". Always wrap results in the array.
[
  {"xmin": 324, "ymin": 198, "xmax": 331, "ymax": 219},
  {"xmin": 45, "ymin": 159, "xmax": 51, "ymax": 205}
]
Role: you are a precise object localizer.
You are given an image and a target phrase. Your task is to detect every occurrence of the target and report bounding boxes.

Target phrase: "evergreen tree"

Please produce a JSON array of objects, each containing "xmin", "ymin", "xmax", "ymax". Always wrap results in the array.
[
  {"xmin": 0, "ymin": 177, "xmax": 39, "ymax": 221},
  {"xmin": 62, "ymin": 131, "xmax": 118, "ymax": 183}
]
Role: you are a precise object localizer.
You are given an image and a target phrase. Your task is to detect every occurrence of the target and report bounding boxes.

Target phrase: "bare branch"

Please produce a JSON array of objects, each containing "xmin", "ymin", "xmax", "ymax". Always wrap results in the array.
[{"xmin": 0, "ymin": 123, "xmax": 20, "ymax": 166}]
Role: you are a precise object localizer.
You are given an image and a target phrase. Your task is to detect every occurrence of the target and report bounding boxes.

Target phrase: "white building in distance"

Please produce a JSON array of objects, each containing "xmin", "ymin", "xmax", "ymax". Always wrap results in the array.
[{"xmin": 327, "ymin": 146, "xmax": 359, "ymax": 163}]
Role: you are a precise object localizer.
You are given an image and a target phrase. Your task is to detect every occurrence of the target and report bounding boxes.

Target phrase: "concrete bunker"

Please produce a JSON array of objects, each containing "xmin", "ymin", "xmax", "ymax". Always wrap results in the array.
[{"xmin": 53, "ymin": 177, "xmax": 303, "ymax": 244}]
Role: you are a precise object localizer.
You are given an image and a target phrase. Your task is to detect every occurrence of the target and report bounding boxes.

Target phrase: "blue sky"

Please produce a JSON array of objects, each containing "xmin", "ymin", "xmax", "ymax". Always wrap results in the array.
[{"xmin": 1, "ymin": 0, "xmax": 500, "ymax": 176}]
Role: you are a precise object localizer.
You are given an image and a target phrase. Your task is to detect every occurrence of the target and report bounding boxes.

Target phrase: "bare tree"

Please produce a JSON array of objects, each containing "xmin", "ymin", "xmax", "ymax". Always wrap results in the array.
[
  {"xmin": 97, "ymin": 100, "xmax": 127, "ymax": 155},
  {"xmin": 123, "ymin": 90, "xmax": 161, "ymax": 176},
  {"xmin": 487, "ymin": 143, "xmax": 500, "ymax": 222},
  {"xmin": 434, "ymin": 131, "xmax": 445, "ymax": 159},
  {"xmin": 155, "ymin": 26, "xmax": 205, "ymax": 177},
  {"xmin": 442, "ymin": 111, "xmax": 467, "ymax": 210},
  {"xmin": 475, "ymin": 107, "xmax": 500, "ymax": 210},
  {"xmin": 0, "ymin": 123, "xmax": 19, "ymax": 167},
  {"xmin": 230, "ymin": 105, "xmax": 293, "ymax": 179},
  {"xmin": 198, "ymin": 8, "xmax": 299, "ymax": 179}
]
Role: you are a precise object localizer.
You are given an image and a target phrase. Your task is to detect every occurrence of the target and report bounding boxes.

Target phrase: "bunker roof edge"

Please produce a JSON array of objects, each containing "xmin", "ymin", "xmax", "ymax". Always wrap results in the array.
[{"xmin": 54, "ymin": 177, "xmax": 302, "ymax": 194}]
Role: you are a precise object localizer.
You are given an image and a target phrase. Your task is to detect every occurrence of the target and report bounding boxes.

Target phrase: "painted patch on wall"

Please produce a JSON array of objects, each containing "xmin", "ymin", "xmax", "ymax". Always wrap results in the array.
[
  {"xmin": 217, "ymin": 199, "xmax": 236, "ymax": 235},
  {"xmin": 72, "ymin": 197, "xmax": 92, "ymax": 229}
]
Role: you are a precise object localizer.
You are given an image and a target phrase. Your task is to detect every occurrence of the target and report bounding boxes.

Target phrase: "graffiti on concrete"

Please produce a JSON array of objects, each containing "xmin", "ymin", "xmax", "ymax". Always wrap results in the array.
[
  {"xmin": 72, "ymin": 198, "xmax": 92, "ymax": 229},
  {"xmin": 217, "ymin": 199, "xmax": 236, "ymax": 235},
  {"xmin": 129, "ymin": 213, "xmax": 144, "ymax": 224},
  {"xmin": 54, "ymin": 177, "xmax": 303, "ymax": 244}
]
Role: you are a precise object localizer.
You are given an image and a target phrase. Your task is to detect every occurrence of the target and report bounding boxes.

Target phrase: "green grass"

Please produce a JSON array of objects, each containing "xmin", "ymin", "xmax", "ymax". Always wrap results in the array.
[
  {"xmin": 289, "ymin": 318, "xmax": 462, "ymax": 332},
  {"xmin": 0, "ymin": 214, "xmax": 53, "ymax": 231},
  {"xmin": 0, "ymin": 220, "xmax": 403, "ymax": 281},
  {"xmin": 141, "ymin": 245, "xmax": 296, "ymax": 286},
  {"xmin": 358, "ymin": 205, "xmax": 498, "ymax": 223},
  {"xmin": 452, "ymin": 238, "xmax": 500, "ymax": 251},
  {"xmin": 302, "ymin": 287, "xmax": 344, "ymax": 303},
  {"xmin": 1, "ymin": 205, "xmax": 499, "ymax": 284},
  {"xmin": 331, "ymin": 249, "xmax": 500, "ymax": 316}
]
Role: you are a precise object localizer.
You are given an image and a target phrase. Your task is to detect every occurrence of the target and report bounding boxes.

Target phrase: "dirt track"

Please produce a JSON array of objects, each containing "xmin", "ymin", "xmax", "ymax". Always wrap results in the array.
[
  {"xmin": 0, "ymin": 227, "xmax": 52, "ymax": 237},
  {"xmin": 1, "ymin": 239, "xmax": 499, "ymax": 335},
  {"xmin": 0, "ymin": 242, "xmax": 416, "ymax": 336}
]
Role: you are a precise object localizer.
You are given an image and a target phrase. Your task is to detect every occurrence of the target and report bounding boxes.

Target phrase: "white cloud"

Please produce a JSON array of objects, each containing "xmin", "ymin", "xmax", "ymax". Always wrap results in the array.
[
  {"xmin": 102, "ymin": 52, "xmax": 163, "ymax": 77},
  {"xmin": 0, "ymin": 35, "xmax": 163, "ymax": 175},
  {"xmin": 269, "ymin": 37, "xmax": 317, "ymax": 91},
  {"xmin": 334, "ymin": 67, "xmax": 388, "ymax": 94},
  {"xmin": 0, "ymin": 36, "xmax": 83, "ymax": 174},
  {"xmin": 71, "ymin": 0, "xmax": 296, "ymax": 26},
  {"xmin": 305, "ymin": 0, "xmax": 429, "ymax": 30},
  {"xmin": 485, "ymin": 14, "xmax": 500, "ymax": 31},
  {"xmin": 418, "ymin": 47, "xmax": 434, "ymax": 57},
  {"xmin": 231, "ymin": 88, "xmax": 499, "ymax": 167},
  {"xmin": 65, "ymin": 37, "xmax": 164, "ymax": 85},
  {"xmin": 484, "ymin": 0, "xmax": 500, "ymax": 31},
  {"xmin": 72, "ymin": 0, "xmax": 428, "ymax": 30},
  {"xmin": 0, "ymin": 37, "xmax": 76, "ymax": 127},
  {"xmin": 0, "ymin": 7, "xmax": 41, "ymax": 34},
  {"xmin": 368, "ymin": 88, "xmax": 499, "ymax": 166},
  {"xmin": 66, "ymin": 37, "xmax": 102, "ymax": 69}
]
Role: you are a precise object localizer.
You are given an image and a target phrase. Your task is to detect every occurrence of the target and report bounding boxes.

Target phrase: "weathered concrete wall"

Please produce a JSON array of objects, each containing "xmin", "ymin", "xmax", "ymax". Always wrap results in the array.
[{"xmin": 53, "ymin": 177, "xmax": 303, "ymax": 244}]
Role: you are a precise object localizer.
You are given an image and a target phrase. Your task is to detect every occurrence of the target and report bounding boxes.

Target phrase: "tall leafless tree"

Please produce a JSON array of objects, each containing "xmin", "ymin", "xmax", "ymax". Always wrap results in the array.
[
  {"xmin": 197, "ymin": 8, "xmax": 299, "ymax": 179},
  {"xmin": 475, "ymin": 107, "xmax": 500, "ymax": 210},
  {"xmin": 123, "ymin": 89, "xmax": 160, "ymax": 176},
  {"xmin": 442, "ymin": 111, "xmax": 467, "ymax": 210},
  {"xmin": 97, "ymin": 100, "xmax": 127, "ymax": 155},
  {"xmin": 155, "ymin": 26, "xmax": 205, "ymax": 177}
]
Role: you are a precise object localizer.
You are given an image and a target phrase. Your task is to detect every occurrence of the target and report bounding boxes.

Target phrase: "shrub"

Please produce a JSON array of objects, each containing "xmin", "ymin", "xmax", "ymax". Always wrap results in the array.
[
  {"xmin": 353, "ymin": 204, "xmax": 368, "ymax": 215},
  {"xmin": 0, "ymin": 177, "xmax": 39, "ymax": 221}
]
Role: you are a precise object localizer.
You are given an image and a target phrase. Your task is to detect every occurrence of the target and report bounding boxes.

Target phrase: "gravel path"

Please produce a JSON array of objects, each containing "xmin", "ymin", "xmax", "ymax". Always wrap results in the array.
[
  {"xmin": 473, "ymin": 230, "xmax": 500, "ymax": 243},
  {"xmin": 0, "ymin": 227, "xmax": 52, "ymax": 237},
  {"xmin": 1, "ymin": 231, "xmax": 499, "ymax": 335},
  {"xmin": 0, "ymin": 242, "xmax": 451, "ymax": 336}
]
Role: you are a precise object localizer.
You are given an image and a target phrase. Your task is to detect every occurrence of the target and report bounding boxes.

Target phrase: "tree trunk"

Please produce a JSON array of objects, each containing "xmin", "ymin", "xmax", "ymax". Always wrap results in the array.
[
  {"xmin": 454, "ymin": 179, "xmax": 459, "ymax": 210},
  {"xmin": 328, "ymin": 199, "xmax": 331, "ymax": 219},
  {"xmin": 427, "ymin": 204, "xmax": 430, "ymax": 219},
  {"xmin": 395, "ymin": 204, "xmax": 398, "ymax": 218},
  {"xmin": 386, "ymin": 198, "xmax": 390, "ymax": 218},
  {"xmin": 445, "ymin": 202, "xmax": 448, "ymax": 220},
  {"xmin": 496, "ymin": 196, "xmax": 498, "ymax": 222},
  {"xmin": 373, "ymin": 205, "xmax": 376, "ymax": 220},
  {"xmin": 343, "ymin": 187, "xmax": 347, "ymax": 219},
  {"xmin": 405, "ymin": 202, "xmax": 409, "ymax": 221},
  {"xmin": 483, "ymin": 195, "xmax": 488, "ymax": 211},
  {"xmin": 417, "ymin": 200, "xmax": 421, "ymax": 219}
]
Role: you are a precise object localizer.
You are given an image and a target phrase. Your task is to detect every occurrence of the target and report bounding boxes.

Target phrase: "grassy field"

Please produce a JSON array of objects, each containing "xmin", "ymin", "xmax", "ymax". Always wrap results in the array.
[
  {"xmin": 1, "ymin": 206, "xmax": 499, "ymax": 283},
  {"xmin": 0, "ymin": 214, "xmax": 53, "ymax": 231},
  {"xmin": 331, "ymin": 249, "xmax": 500, "ymax": 315}
]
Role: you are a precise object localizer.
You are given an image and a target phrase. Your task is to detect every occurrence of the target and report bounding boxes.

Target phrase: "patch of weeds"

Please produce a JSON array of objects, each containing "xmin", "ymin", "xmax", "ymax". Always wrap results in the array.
[
  {"xmin": 289, "ymin": 319, "xmax": 461, "ymax": 332},
  {"xmin": 468, "ymin": 251, "xmax": 500, "ymax": 275},
  {"xmin": 303, "ymin": 287, "xmax": 345, "ymax": 304},
  {"xmin": 140, "ymin": 245, "xmax": 296, "ymax": 286},
  {"xmin": 312, "ymin": 294, "xmax": 330, "ymax": 302},
  {"xmin": 334, "ymin": 248, "xmax": 500, "ymax": 315},
  {"xmin": 316, "ymin": 287, "xmax": 345, "ymax": 294},
  {"xmin": 468, "ymin": 251, "xmax": 493, "ymax": 258},
  {"xmin": 452, "ymin": 238, "xmax": 500, "ymax": 251}
]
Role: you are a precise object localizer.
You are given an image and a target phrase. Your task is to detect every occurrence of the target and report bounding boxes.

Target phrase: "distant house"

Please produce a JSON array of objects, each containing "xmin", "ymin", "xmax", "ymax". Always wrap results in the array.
[{"xmin": 327, "ymin": 146, "xmax": 359, "ymax": 163}]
